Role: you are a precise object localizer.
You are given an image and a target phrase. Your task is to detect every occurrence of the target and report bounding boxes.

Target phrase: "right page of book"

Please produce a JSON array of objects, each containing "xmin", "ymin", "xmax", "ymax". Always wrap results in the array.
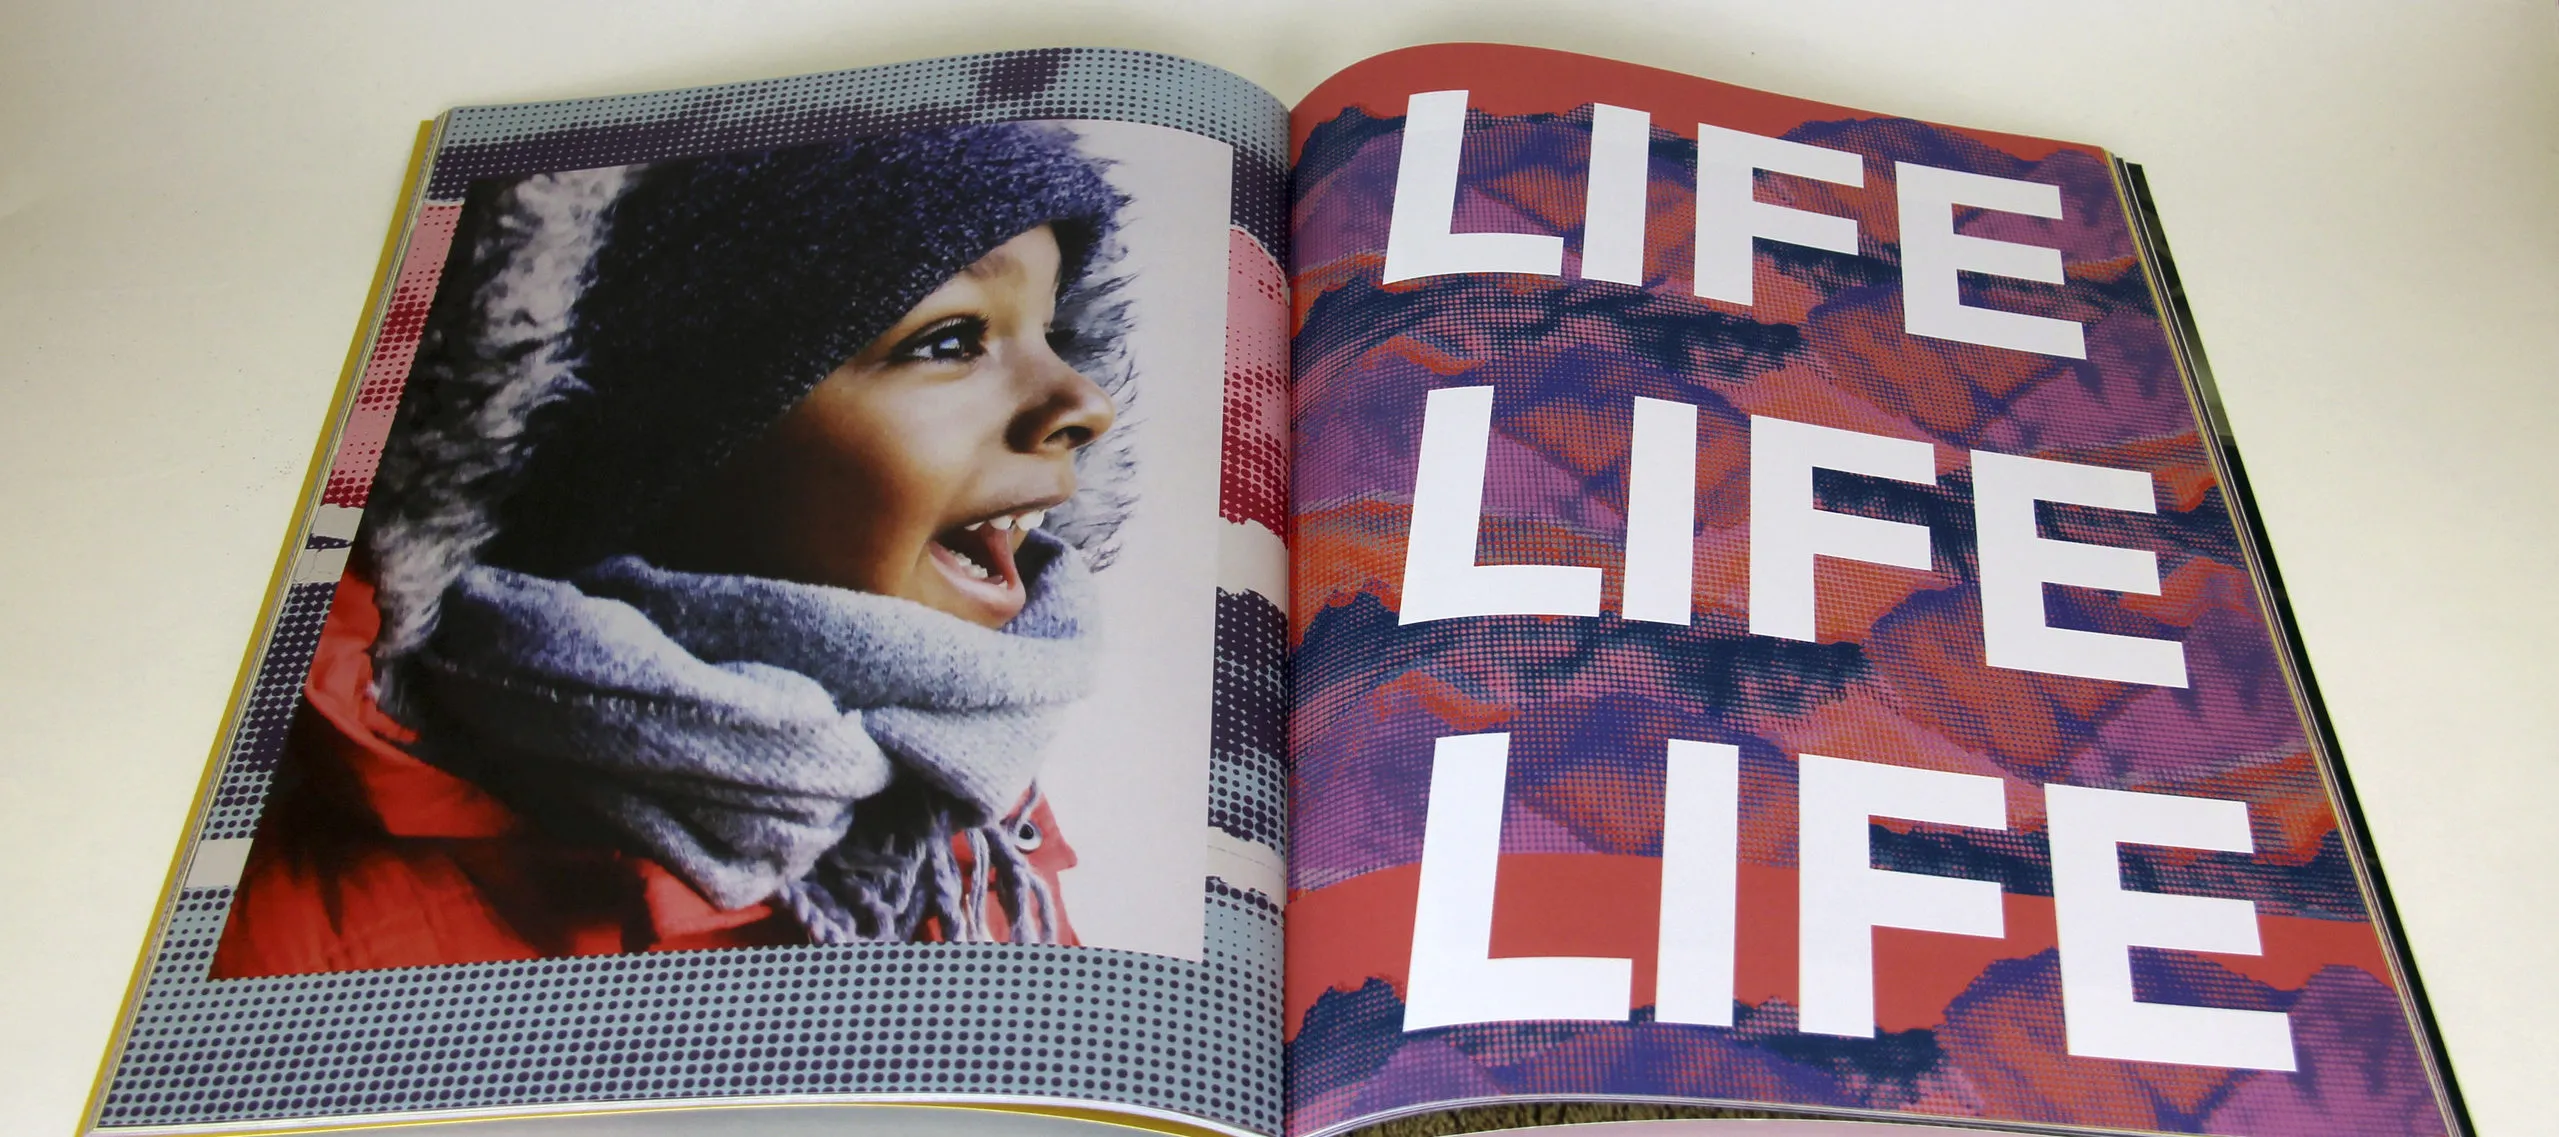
[{"xmin": 1282, "ymin": 43, "xmax": 2460, "ymax": 1137}]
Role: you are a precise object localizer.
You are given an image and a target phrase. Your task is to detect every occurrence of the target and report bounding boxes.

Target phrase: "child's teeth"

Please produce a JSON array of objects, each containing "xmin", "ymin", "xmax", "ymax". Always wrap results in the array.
[
  {"xmin": 989, "ymin": 514, "xmax": 1014, "ymax": 531},
  {"xmin": 964, "ymin": 520, "xmax": 985, "ymax": 532},
  {"xmin": 1021, "ymin": 510, "xmax": 1044, "ymax": 529}
]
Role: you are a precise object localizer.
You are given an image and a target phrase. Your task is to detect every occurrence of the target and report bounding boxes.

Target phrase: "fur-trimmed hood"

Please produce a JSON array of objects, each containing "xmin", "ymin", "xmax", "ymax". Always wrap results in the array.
[{"xmin": 363, "ymin": 124, "xmax": 1139, "ymax": 711}]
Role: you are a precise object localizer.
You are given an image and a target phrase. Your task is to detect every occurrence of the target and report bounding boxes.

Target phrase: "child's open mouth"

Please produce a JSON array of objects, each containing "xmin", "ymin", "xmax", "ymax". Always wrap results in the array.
[{"xmin": 926, "ymin": 507, "xmax": 1046, "ymax": 623}]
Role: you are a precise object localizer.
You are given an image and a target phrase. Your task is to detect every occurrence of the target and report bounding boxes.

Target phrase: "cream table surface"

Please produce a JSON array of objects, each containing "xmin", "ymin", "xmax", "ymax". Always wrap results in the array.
[{"xmin": 3, "ymin": 2, "xmax": 2552, "ymax": 1133}]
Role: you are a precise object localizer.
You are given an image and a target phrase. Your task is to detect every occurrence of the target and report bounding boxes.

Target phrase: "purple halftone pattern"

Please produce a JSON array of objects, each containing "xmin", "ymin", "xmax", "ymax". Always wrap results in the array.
[{"xmin": 1284, "ymin": 98, "xmax": 2447, "ymax": 1136}]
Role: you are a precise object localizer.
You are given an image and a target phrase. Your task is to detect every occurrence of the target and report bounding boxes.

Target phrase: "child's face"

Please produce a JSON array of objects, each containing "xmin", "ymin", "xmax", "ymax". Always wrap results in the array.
[{"xmin": 648, "ymin": 225, "xmax": 1115, "ymax": 627}]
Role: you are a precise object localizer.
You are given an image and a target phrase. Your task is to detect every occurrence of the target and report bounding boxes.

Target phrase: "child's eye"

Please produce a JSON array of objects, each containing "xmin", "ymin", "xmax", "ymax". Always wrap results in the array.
[
  {"xmin": 889, "ymin": 317, "xmax": 989, "ymax": 364},
  {"xmin": 1044, "ymin": 324, "xmax": 1079, "ymax": 356}
]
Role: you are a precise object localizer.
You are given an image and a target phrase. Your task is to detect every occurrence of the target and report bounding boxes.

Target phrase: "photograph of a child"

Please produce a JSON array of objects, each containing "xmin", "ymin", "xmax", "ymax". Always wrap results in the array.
[{"xmin": 211, "ymin": 120, "xmax": 1234, "ymax": 977}]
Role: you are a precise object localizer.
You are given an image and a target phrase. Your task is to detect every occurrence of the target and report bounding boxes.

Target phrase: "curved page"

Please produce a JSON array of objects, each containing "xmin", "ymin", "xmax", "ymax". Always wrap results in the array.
[
  {"xmin": 1284, "ymin": 42, "xmax": 2458, "ymax": 1137},
  {"xmin": 89, "ymin": 48, "xmax": 1290, "ymax": 1137}
]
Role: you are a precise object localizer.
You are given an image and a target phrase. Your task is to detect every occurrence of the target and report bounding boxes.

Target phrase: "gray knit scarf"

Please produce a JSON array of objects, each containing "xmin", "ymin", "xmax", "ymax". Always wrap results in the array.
[{"xmin": 406, "ymin": 529, "xmax": 1095, "ymax": 945}]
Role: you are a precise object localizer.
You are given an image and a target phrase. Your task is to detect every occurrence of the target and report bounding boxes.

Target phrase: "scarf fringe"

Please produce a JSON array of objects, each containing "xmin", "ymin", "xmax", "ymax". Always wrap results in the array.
[{"xmin": 774, "ymin": 795, "xmax": 1062, "ymax": 946}]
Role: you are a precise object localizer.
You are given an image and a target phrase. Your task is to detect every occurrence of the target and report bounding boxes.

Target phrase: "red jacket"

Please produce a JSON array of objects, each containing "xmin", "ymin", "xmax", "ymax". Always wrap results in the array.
[{"xmin": 209, "ymin": 573, "xmax": 1077, "ymax": 979}]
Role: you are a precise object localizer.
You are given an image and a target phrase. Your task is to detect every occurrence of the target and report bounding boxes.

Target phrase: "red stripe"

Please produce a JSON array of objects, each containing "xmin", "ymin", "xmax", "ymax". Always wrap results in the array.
[
  {"xmin": 322, "ymin": 203, "xmax": 461, "ymax": 508},
  {"xmin": 1289, "ymin": 43, "xmax": 2096, "ymax": 167}
]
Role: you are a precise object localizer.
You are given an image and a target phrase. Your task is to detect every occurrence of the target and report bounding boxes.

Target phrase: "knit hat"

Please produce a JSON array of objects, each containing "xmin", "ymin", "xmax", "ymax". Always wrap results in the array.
[
  {"xmin": 365, "ymin": 123, "xmax": 1135, "ymax": 685},
  {"xmin": 492, "ymin": 124, "xmax": 1125, "ymax": 573}
]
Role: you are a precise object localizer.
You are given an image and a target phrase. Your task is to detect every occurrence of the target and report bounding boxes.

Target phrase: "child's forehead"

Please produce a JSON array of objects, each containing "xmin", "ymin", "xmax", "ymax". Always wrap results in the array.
[{"xmin": 958, "ymin": 227, "xmax": 1058, "ymax": 279}]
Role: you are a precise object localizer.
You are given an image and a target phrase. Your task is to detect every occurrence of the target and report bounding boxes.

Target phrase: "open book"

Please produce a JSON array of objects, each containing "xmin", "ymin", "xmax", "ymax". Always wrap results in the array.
[{"xmin": 85, "ymin": 43, "xmax": 2464, "ymax": 1137}]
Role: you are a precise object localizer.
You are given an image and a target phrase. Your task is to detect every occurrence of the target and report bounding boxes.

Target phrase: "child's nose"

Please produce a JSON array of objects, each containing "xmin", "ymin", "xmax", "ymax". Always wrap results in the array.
[{"xmin": 1008, "ymin": 347, "xmax": 1116, "ymax": 455}]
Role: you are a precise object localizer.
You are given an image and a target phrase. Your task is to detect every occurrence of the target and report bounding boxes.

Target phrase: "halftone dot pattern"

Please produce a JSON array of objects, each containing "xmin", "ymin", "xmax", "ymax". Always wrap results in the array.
[
  {"xmin": 98, "ymin": 882, "xmax": 1280, "ymax": 1134},
  {"xmin": 324, "ymin": 205, "xmax": 459, "ymax": 509},
  {"xmin": 427, "ymin": 49, "xmax": 1286, "ymax": 255},
  {"xmin": 1210, "ymin": 590, "xmax": 1288, "ymax": 855},
  {"xmin": 1220, "ymin": 230, "xmax": 1290, "ymax": 535},
  {"xmin": 1284, "ymin": 79, "xmax": 2454, "ymax": 1137},
  {"xmin": 106, "ymin": 48, "xmax": 1295, "ymax": 1136},
  {"xmin": 1207, "ymin": 224, "xmax": 1291, "ymax": 866},
  {"xmin": 198, "ymin": 582, "xmax": 333, "ymax": 843},
  {"xmin": 1289, "ymin": 611, "xmax": 1835, "ymax": 892}
]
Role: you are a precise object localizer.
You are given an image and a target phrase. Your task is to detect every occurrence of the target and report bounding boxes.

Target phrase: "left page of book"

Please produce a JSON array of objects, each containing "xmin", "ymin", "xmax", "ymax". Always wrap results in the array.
[{"xmin": 87, "ymin": 48, "xmax": 1291, "ymax": 1137}]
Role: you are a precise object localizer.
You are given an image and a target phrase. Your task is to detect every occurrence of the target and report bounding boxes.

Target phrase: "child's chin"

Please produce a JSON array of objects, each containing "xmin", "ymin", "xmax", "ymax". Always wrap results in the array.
[{"xmin": 927, "ymin": 593, "xmax": 1024, "ymax": 629}]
